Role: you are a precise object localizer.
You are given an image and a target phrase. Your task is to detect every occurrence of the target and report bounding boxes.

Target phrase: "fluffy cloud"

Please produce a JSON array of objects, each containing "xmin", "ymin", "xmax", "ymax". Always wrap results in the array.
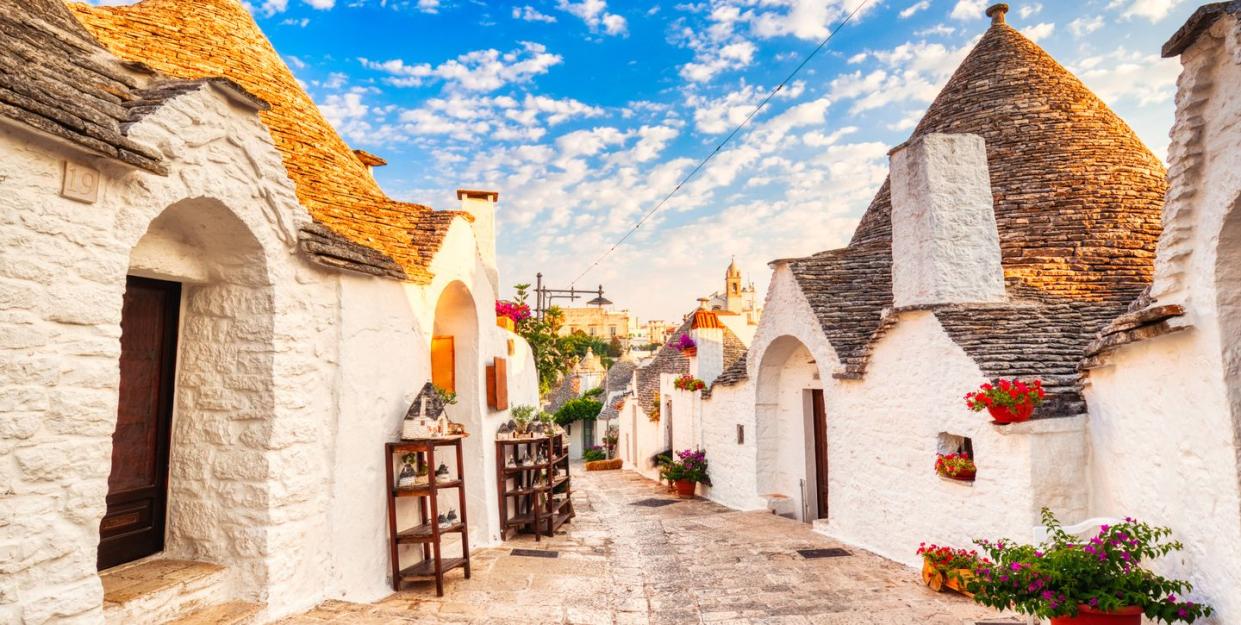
[
  {"xmin": 899, "ymin": 1, "xmax": 930, "ymax": 19},
  {"xmin": 557, "ymin": 0, "xmax": 628, "ymax": 35},
  {"xmin": 1020, "ymin": 22, "xmax": 1055, "ymax": 42},
  {"xmin": 680, "ymin": 40, "xmax": 758, "ymax": 83},
  {"xmin": 950, "ymin": 0, "xmax": 987, "ymax": 20},
  {"xmin": 513, "ymin": 5, "xmax": 557, "ymax": 23},
  {"xmin": 360, "ymin": 42, "xmax": 562, "ymax": 91},
  {"xmin": 1071, "ymin": 48, "xmax": 1180, "ymax": 106},
  {"xmin": 1069, "ymin": 15, "xmax": 1105, "ymax": 37},
  {"xmin": 1107, "ymin": 0, "xmax": 1186, "ymax": 22}
]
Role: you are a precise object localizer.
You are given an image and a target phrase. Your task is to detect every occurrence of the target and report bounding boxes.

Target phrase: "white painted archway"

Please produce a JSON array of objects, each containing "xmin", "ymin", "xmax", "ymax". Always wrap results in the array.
[
  {"xmin": 431, "ymin": 280, "xmax": 485, "ymax": 539},
  {"xmin": 754, "ymin": 335, "xmax": 824, "ymax": 522}
]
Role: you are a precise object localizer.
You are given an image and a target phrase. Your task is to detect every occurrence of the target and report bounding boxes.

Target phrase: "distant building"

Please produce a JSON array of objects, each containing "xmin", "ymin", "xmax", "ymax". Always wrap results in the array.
[
  {"xmin": 703, "ymin": 258, "xmax": 762, "ymax": 325},
  {"xmin": 644, "ymin": 319, "xmax": 679, "ymax": 346},
  {"xmin": 560, "ymin": 305, "xmax": 635, "ymax": 343}
]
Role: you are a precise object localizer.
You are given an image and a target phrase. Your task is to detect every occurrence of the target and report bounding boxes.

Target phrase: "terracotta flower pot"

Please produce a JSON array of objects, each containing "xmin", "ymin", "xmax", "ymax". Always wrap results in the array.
[
  {"xmin": 988, "ymin": 403, "xmax": 1034, "ymax": 425},
  {"xmin": 939, "ymin": 468, "xmax": 976, "ymax": 481},
  {"xmin": 681, "ymin": 346, "xmax": 697, "ymax": 358},
  {"xmin": 1049, "ymin": 605, "xmax": 1143, "ymax": 625},
  {"xmin": 674, "ymin": 479, "xmax": 696, "ymax": 499}
]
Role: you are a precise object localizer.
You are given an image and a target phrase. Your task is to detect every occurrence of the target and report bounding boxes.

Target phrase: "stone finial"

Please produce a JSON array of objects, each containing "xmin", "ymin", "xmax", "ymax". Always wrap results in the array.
[{"xmin": 985, "ymin": 3, "xmax": 1009, "ymax": 25}]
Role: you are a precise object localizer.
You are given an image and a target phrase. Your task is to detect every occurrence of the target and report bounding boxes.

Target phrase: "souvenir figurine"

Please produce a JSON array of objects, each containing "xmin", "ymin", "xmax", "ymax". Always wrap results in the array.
[
  {"xmin": 415, "ymin": 462, "xmax": 429, "ymax": 485},
  {"xmin": 506, "ymin": 453, "xmax": 517, "ymax": 468},
  {"xmin": 403, "ymin": 395, "xmax": 436, "ymax": 440},
  {"xmin": 397, "ymin": 454, "xmax": 417, "ymax": 489},
  {"xmin": 436, "ymin": 412, "xmax": 449, "ymax": 437},
  {"xmin": 435, "ymin": 462, "xmax": 450, "ymax": 479},
  {"xmin": 446, "ymin": 508, "xmax": 458, "ymax": 525},
  {"xmin": 437, "ymin": 512, "xmax": 448, "ymax": 527}
]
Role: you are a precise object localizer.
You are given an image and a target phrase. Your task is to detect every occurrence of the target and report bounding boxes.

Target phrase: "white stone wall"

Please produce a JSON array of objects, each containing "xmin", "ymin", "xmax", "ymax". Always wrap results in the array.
[
  {"xmin": 0, "ymin": 82, "xmax": 540, "ymax": 625},
  {"xmin": 697, "ymin": 379, "xmax": 763, "ymax": 511},
  {"xmin": 618, "ymin": 400, "xmax": 667, "ymax": 482},
  {"xmin": 1083, "ymin": 15, "xmax": 1241, "ymax": 623},
  {"xmin": 0, "ymin": 84, "xmax": 337, "ymax": 624}
]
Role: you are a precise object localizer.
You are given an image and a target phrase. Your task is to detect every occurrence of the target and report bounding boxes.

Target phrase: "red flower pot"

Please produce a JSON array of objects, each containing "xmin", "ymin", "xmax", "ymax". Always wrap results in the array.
[
  {"xmin": 681, "ymin": 347, "xmax": 697, "ymax": 358},
  {"xmin": 674, "ymin": 479, "xmax": 696, "ymax": 499},
  {"xmin": 988, "ymin": 403, "xmax": 1034, "ymax": 424},
  {"xmin": 1050, "ymin": 605, "xmax": 1142, "ymax": 625}
]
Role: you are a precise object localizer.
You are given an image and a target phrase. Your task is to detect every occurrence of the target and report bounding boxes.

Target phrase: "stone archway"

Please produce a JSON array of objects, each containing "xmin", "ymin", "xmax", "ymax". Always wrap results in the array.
[
  {"xmin": 432, "ymin": 281, "xmax": 484, "ymax": 537},
  {"xmin": 1215, "ymin": 193, "xmax": 1241, "ymax": 525},
  {"xmin": 115, "ymin": 197, "xmax": 277, "ymax": 597},
  {"xmin": 754, "ymin": 335, "xmax": 824, "ymax": 522}
]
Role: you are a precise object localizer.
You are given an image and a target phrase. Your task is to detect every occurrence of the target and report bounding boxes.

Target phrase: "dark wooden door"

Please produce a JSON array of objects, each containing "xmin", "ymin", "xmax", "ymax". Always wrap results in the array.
[
  {"xmin": 811, "ymin": 390, "xmax": 829, "ymax": 520},
  {"xmin": 98, "ymin": 276, "xmax": 180, "ymax": 570}
]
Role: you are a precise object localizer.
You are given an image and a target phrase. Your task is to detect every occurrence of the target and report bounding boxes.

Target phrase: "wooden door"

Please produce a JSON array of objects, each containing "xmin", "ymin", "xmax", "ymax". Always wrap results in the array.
[
  {"xmin": 99, "ymin": 276, "xmax": 180, "ymax": 570},
  {"xmin": 811, "ymin": 390, "xmax": 829, "ymax": 520},
  {"xmin": 431, "ymin": 336, "xmax": 455, "ymax": 393}
]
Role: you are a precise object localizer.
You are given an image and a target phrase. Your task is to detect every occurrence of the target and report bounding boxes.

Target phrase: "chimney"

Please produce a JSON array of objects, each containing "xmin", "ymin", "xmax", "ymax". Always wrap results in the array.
[
  {"xmin": 985, "ymin": 3, "xmax": 1008, "ymax": 25},
  {"xmin": 889, "ymin": 133, "xmax": 1006, "ymax": 308},
  {"xmin": 688, "ymin": 302, "xmax": 725, "ymax": 385},
  {"xmin": 456, "ymin": 189, "xmax": 499, "ymax": 298},
  {"xmin": 353, "ymin": 149, "xmax": 387, "ymax": 179}
]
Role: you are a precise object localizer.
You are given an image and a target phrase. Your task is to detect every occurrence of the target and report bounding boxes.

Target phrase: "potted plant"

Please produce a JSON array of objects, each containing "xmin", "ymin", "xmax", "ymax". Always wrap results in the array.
[
  {"xmin": 582, "ymin": 446, "xmax": 607, "ymax": 462},
  {"xmin": 495, "ymin": 300, "xmax": 531, "ymax": 332},
  {"xmin": 967, "ymin": 509, "xmax": 1213, "ymax": 624},
  {"xmin": 673, "ymin": 374, "xmax": 707, "ymax": 392},
  {"xmin": 918, "ymin": 543, "xmax": 983, "ymax": 594},
  {"xmin": 675, "ymin": 334, "xmax": 697, "ymax": 358},
  {"xmin": 647, "ymin": 398, "xmax": 661, "ymax": 423},
  {"xmin": 965, "ymin": 378, "xmax": 1045, "ymax": 424},
  {"xmin": 602, "ymin": 425, "xmax": 619, "ymax": 458},
  {"xmin": 663, "ymin": 448, "xmax": 711, "ymax": 498},
  {"xmin": 936, "ymin": 452, "xmax": 977, "ymax": 482},
  {"xmin": 510, "ymin": 404, "xmax": 536, "ymax": 437}
]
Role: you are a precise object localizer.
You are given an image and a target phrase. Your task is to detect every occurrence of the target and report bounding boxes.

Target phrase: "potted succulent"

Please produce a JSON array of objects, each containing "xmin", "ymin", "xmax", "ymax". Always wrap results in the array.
[
  {"xmin": 918, "ymin": 543, "xmax": 983, "ymax": 594},
  {"xmin": 673, "ymin": 374, "xmax": 707, "ymax": 392},
  {"xmin": 675, "ymin": 334, "xmax": 697, "ymax": 358},
  {"xmin": 662, "ymin": 449, "xmax": 711, "ymax": 499},
  {"xmin": 965, "ymin": 378, "xmax": 1045, "ymax": 424},
  {"xmin": 936, "ymin": 452, "xmax": 977, "ymax": 482},
  {"xmin": 967, "ymin": 509, "xmax": 1212, "ymax": 624},
  {"xmin": 510, "ymin": 405, "xmax": 536, "ymax": 437}
]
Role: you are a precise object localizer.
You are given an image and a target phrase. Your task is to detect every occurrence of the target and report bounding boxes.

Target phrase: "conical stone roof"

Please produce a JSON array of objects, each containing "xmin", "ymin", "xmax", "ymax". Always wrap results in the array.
[
  {"xmin": 69, "ymin": 0, "xmax": 465, "ymax": 283},
  {"xmin": 786, "ymin": 13, "xmax": 1167, "ymax": 417}
]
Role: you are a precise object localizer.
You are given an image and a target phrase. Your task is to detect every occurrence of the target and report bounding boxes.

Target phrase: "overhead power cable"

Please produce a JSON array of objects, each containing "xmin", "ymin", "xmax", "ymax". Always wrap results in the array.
[{"xmin": 569, "ymin": 0, "xmax": 874, "ymax": 287}]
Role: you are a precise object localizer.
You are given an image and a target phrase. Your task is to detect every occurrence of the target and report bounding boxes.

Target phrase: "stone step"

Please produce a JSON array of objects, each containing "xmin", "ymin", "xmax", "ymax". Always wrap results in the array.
[
  {"xmin": 101, "ymin": 559, "xmax": 233, "ymax": 625},
  {"xmin": 168, "ymin": 601, "xmax": 264, "ymax": 625}
]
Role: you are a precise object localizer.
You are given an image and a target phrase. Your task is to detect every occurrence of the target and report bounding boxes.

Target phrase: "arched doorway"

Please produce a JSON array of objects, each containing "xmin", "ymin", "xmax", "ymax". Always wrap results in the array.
[
  {"xmin": 431, "ymin": 281, "xmax": 484, "ymax": 538},
  {"xmin": 754, "ymin": 336, "xmax": 827, "ymax": 522},
  {"xmin": 106, "ymin": 198, "xmax": 276, "ymax": 596}
]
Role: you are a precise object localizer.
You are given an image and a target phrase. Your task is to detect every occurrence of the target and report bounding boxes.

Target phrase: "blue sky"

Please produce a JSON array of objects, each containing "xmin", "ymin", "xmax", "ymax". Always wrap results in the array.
[{"xmin": 96, "ymin": 0, "xmax": 1198, "ymax": 321}]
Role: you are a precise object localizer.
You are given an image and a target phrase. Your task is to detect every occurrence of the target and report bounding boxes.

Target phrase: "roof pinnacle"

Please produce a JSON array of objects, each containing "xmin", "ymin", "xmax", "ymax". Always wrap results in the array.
[{"xmin": 986, "ymin": 3, "xmax": 1009, "ymax": 25}]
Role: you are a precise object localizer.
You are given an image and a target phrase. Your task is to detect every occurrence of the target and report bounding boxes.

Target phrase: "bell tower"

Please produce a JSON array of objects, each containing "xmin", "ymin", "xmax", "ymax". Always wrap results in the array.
[{"xmin": 725, "ymin": 257, "xmax": 743, "ymax": 312}]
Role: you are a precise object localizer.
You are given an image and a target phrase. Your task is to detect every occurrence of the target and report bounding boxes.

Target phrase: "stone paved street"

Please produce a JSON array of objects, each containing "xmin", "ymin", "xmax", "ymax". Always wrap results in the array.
[{"xmin": 276, "ymin": 467, "xmax": 1001, "ymax": 625}]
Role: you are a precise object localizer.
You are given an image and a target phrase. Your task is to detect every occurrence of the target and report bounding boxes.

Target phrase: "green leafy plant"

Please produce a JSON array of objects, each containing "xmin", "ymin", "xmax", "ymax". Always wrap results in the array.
[
  {"xmin": 583, "ymin": 386, "xmax": 604, "ymax": 399},
  {"xmin": 967, "ymin": 509, "xmax": 1212, "ymax": 623},
  {"xmin": 582, "ymin": 446, "xmax": 607, "ymax": 462},
  {"xmin": 510, "ymin": 404, "xmax": 537, "ymax": 431},
  {"xmin": 554, "ymin": 397, "xmax": 602, "ymax": 426},
  {"xmin": 661, "ymin": 449, "xmax": 711, "ymax": 485},
  {"xmin": 432, "ymin": 384, "xmax": 458, "ymax": 406}
]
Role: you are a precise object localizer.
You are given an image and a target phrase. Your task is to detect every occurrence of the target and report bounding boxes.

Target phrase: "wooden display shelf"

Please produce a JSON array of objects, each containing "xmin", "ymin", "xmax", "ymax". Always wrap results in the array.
[
  {"xmin": 399, "ymin": 557, "xmax": 468, "ymax": 580},
  {"xmin": 495, "ymin": 434, "xmax": 575, "ymax": 541},
  {"xmin": 396, "ymin": 521, "xmax": 465, "ymax": 544},
  {"xmin": 385, "ymin": 438, "xmax": 471, "ymax": 597}
]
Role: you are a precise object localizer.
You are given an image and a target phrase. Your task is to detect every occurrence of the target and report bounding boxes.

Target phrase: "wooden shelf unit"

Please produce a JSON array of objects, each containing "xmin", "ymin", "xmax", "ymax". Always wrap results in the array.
[
  {"xmin": 385, "ymin": 437, "xmax": 471, "ymax": 596},
  {"xmin": 495, "ymin": 435, "xmax": 575, "ymax": 541}
]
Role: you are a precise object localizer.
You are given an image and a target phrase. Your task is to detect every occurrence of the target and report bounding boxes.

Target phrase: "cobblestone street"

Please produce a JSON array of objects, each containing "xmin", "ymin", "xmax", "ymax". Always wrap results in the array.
[{"xmin": 277, "ymin": 467, "xmax": 999, "ymax": 625}]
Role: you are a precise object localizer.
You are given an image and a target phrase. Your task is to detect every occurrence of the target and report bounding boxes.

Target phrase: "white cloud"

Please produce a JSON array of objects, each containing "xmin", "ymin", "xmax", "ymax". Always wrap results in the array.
[
  {"xmin": 319, "ymin": 91, "xmax": 369, "ymax": 127},
  {"xmin": 1020, "ymin": 22, "xmax": 1055, "ymax": 42},
  {"xmin": 1018, "ymin": 3, "xmax": 1043, "ymax": 19},
  {"xmin": 680, "ymin": 40, "xmax": 757, "ymax": 82},
  {"xmin": 1069, "ymin": 15, "xmax": 1105, "ymax": 37},
  {"xmin": 1071, "ymin": 48, "xmax": 1180, "ymax": 106},
  {"xmin": 417, "ymin": 0, "xmax": 440, "ymax": 13},
  {"xmin": 916, "ymin": 24, "xmax": 956, "ymax": 37},
  {"xmin": 1107, "ymin": 0, "xmax": 1185, "ymax": 22},
  {"xmin": 950, "ymin": 0, "xmax": 987, "ymax": 20},
  {"xmin": 513, "ymin": 5, "xmax": 557, "ymax": 23},
  {"xmin": 360, "ymin": 42, "xmax": 562, "ymax": 91},
  {"xmin": 305, "ymin": 0, "xmax": 334, "ymax": 8},
  {"xmin": 899, "ymin": 1, "xmax": 930, "ymax": 19},
  {"xmin": 557, "ymin": 0, "xmax": 628, "ymax": 35}
]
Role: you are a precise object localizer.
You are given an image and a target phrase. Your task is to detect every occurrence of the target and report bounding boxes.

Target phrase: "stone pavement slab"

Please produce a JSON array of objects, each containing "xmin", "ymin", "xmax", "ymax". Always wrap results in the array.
[{"xmin": 275, "ymin": 466, "xmax": 1000, "ymax": 625}]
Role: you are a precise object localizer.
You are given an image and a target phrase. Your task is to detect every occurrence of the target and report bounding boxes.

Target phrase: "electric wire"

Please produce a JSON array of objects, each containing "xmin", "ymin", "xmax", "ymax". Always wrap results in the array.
[{"xmin": 568, "ymin": 0, "xmax": 874, "ymax": 286}]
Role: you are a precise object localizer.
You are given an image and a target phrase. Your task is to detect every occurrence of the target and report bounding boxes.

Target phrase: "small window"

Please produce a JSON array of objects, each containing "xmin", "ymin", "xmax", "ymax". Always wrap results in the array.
[{"xmin": 936, "ymin": 433, "xmax": 975, "ymax": 483}]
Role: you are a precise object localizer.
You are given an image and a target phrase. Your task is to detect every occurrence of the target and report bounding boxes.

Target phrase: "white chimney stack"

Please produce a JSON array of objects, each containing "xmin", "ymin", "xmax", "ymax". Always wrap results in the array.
[
  {"xmin": 456, "ymin": 189, "xmax": 499, "ymax": 297},
  {"xmin": 889, "ymin": 133, "xmax": 1006, "ymax": 308}
]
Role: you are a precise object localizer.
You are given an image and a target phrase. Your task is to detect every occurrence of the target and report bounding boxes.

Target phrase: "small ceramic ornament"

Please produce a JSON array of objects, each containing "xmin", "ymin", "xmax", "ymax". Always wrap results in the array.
[
  {"xmin": 497, "ymin": 423, "xmax": 512, "ymax": 440},
  {"xmin": 397, "ymin": 455, "xmax": 417, "ymax": 489},
  {"xmin": 435, "ymin": 462, "xmax": 450, "ymax": 479},
  {"xmin": 506, "ymin": 454, "xmax": 517, "ymax": 468},
  {"xmin": 446, "ymin": 508, "xmax": 458, "ymax": 525},
  {"xmin": 403, "ymin": 395, "xmax": 436, "ymax": 440},
  {"xmin": 437, "ymin": 512, "xmax": 448, "ymax": 527},
  {"xmin": 436, "ymin": 412, "xmax": 449, "ymax": 437}
]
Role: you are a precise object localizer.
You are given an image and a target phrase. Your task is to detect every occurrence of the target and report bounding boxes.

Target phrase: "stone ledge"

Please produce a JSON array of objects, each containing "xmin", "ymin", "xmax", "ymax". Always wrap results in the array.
[
  {"xmin": 938, "ymin": 475, "xmax": 975, "ymax": 488},
  {"xmin": 991, "ymin": 414, "xmax": 1087, "ymax": 436}
]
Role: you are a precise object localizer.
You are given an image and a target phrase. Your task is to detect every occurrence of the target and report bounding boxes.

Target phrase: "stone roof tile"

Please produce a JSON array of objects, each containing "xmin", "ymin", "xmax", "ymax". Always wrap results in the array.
[{"xmin": 69, "ymin": 0, "xmax": 466, "ymax": 283}]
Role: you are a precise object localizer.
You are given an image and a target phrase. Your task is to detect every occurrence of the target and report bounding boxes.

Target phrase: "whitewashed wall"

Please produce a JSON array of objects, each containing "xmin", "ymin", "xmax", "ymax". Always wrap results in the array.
[
  {"xmin": 1082, "ymin": 15, "xmax": 1241, "ymax": 623},
  {"xmin": 0, "ymin": 85, "xmax": 338, "ymax": 624},
  {"xmin": 824, "ymin": 311, "xmax": 1087, "ymax": 567},
  {"xmin": 698, "ymin": 379, "xmax": 763, "ymax": 511}
]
